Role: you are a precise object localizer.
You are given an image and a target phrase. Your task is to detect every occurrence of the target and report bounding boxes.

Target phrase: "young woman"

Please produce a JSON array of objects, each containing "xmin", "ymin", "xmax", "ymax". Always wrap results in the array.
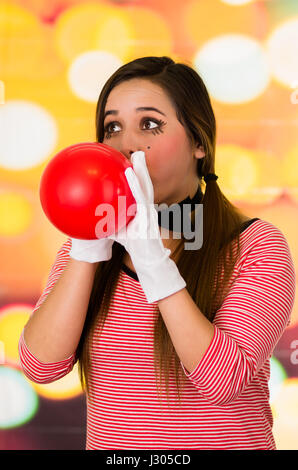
[{"xmin": 19, "ymin": 56, "xmax": 296, "ymax": 450}]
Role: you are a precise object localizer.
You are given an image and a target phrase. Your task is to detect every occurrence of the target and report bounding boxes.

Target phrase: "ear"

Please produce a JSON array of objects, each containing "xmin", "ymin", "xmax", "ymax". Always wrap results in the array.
[{"xmin": 193, "ymin": 143, "xmax": 205, "ymax": 160}]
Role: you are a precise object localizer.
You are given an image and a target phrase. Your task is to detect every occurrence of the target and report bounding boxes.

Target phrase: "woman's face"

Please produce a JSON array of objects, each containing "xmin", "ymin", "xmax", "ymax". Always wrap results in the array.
[{"xmin": 102, "ymin": 78, "xmax": 205, "ymax": 205}]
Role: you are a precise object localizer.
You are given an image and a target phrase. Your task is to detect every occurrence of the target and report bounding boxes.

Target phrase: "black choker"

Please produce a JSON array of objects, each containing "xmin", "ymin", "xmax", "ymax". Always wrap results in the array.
[{"xmin": 157, "ymin": 184, "xmax": 204, "ymax": 232}]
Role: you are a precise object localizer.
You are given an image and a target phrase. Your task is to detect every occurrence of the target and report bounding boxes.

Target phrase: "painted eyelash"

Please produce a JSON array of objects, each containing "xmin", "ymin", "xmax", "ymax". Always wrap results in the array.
[
  {"xmin": 146, "ymin": 119, "xmax": 166, "ymax": 135},
  {"xmin": 104, "ymin": 118, "xmax": 166, "ymax": 138}
]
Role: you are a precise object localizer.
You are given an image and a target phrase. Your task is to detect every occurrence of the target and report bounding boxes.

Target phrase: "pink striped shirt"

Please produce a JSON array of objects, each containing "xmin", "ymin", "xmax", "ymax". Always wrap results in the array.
[{"xmin": 19, "ymin": 218, "xmax": 296, "ymax": 449}]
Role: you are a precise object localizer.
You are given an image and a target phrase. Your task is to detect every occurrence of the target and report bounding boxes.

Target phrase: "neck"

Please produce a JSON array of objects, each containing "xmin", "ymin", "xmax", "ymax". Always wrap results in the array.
[{"xmin": 157, "ymin": 183, "xmax": 203, "ymax": 233}]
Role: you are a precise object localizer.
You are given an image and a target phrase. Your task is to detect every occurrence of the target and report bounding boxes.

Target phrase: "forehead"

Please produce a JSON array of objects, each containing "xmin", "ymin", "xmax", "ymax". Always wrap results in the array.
[{"xmin": 105, "ymin": 79, "xmax": 173, "ymax": 109}]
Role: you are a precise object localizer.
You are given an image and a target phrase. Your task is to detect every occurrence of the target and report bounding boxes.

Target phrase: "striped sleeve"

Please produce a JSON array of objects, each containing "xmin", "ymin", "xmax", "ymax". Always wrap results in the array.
[
  {"xmin": 18, "ymin": 238, "xmax": 77, "ymax": 383},
  {"xmin": 180, "ymin": 224, "xmax": 296, "ymax": 405},
  {"xmin": 18, "ymin": 329, "xmax": 76, "ymax": 384},
  {"xmin": 31, "ymin": 238, "xmax": 72, "ymax": 315}
]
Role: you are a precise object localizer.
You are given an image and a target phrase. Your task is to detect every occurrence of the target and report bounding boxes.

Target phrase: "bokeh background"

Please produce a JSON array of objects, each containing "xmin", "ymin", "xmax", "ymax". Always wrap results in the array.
[{"xmin": 0, "ymin": 0, "xmax": 298, "ymax": 450}]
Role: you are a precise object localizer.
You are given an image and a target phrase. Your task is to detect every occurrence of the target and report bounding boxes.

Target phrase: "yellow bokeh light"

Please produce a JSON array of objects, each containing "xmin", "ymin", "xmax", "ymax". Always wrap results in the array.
[
  {"xmin": 118, "ymin": 6, "xmax": 173, "ymax": 62},
  {"xmin": 255, "ymin": 194, "xmax": 298, "ymax": 326},
  {"xmin": 0, "ymin": 2, "xmax": 45, "ymax": 77},
  {"xmin": 184, "ymin": 0, "xmax": 267, "ymax": 46},
  {"xmin": 272, "ymin": 378, "xmax": 298, "ymax": 449},
  {"xmin": 0, "ymin": 304, "xmax": 32, "ymax": 364},
  {"xmin": 54, "ymin": 2, "xmax": 130, "ymax": 64},
  {"xmin": 274, "ymin": 378, "xmax": 298, "ymax": 421},
  {"xmin": 282, "ymin": 145, "xmax": 298, "ymax": 188},
  {"xmin": 0, "ymin": 80, "xmax": 4, "ymax": 104},
  {"xmin": 93, "ymin": 8, "xmax": 134, "ymax": 62},
  {"xmin": 216, "ymin": 144, "xmax": 258, "ymax": 196},
  {"xmin": 31, "ymin": 363, "xmax": 83, "ymax": 400},
  {"xmin": 0, "ymin": 191, "xmax": 33, "ymax": 237},
  {"xmin": 0, "ymin": 304, "xmax": 82, "ymax": 399},
  {"xmin": 55, "ymin": 3, "xmax": 172, "ymax": 66},
  {"xmin": 0, "ymin": 2, "xmax": 38, "ymax": 35},
  {"xmin": 271, "ymin": 403, "xmax": 277, "ymax": 419},
  {"xmin": 221, "ymin": 0, "xmax": 253, "ymax": 4},
  {"xmin": 215, "ymin": 144, "xmax": 282, "ymax": 204}
]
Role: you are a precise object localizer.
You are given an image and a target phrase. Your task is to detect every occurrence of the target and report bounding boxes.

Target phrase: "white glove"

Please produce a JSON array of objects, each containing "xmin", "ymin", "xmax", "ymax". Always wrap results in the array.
[
  {"xmin": 69, "ymin": 237, "xmax": 114, "ymax": 263},
  {"xmin": 108, "ymin": 151, "xmax": 186, "ymax": 303}
]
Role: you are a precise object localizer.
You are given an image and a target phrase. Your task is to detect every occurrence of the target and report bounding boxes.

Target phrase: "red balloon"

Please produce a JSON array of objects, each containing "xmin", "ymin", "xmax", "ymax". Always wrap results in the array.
[{"xmin": 40, "ymin": 142, "xmax": 136, "ymax": 239}]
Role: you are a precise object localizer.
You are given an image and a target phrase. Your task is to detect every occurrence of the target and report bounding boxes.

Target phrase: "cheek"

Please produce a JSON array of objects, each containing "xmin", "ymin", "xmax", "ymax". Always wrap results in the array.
[
  {"xmin": 148, "ymin": 135, "xmax": 188, "ymax": 176},
  {"xmin": 158, "ymin": 134, "xmax": 183, "ymax": 155}
]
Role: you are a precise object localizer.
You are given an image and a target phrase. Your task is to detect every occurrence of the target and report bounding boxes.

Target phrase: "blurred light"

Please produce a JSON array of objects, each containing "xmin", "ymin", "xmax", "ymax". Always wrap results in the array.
[
  {"xmin": 266, "ymin": 18, "xmax": 298, "ymax": 89},
  {"xmin": 0, "ymin": 100, "xmax": 58, "ymax": 170},
  {"xmin": 221, "ymin": 0, "xmax": 253, "ymax": 4},
  {"xmin": 281, "ymin": 145, "xmax": 298, "ymax": 189},
  {"xmin": 0, "ymin": 304, "xmax": 32, "ymax": 365},
  {"xmin": 68, "ymin": 51, "xmax": 122, "ymax": 103},
  {"xmin": 93, "ymin": 7, "xmax": 134, "ymax": 62},
  {"xmin": 215, "ymin": 144, "xmax": 282, "ymax": 204},
  {"xmin": 0, "ymin": 80, "xmax": 4, "ymax": 104},
  {"xmin": 31, "ymin": 363, "xmax": 83, "ymax": 400},
  {"xmin": 267, "ymin": 0, "xmax": 298, "ymax": 24},
  {"xmin": 54, "ymin": 3, "xmax": 131, "ymax": 63},
  {"xmin": 216, "ymin": 144, "xmax": 257, "ymax": 197},
  {"xmin": 271, "ymin": 378, "xmax": 298, "ymax": 449},
  {"xmin": 0, "ymin": 192, "xmax": 33, "ymax": 237},
  {"xmin": 217, "ymin": 147, "xmax": 257, "ymax": 198},
  {"xmin": 0, "ymin": 366, "xmax": 38, "ymax": 429},
  {"xmin": 0, "ymin": 2, "xmax": 45, "ymax": 78},
  {"xmin": 120, "ymin": 6, "xmax": 173, "ymax": 62},
  {"xmin": 193, "ymin": 34, "xmax": 270, "ymax": 104},
  {"xmin": 184, "ymin": 0, "xmax": 269, "ymax": 46},
  {"xmin": 256, "ymin": 193, "xmax": 298, "ymax": 326},
  {"xmin": 269, "ymin": 356, "xmax": 287, "ymax": 404}
]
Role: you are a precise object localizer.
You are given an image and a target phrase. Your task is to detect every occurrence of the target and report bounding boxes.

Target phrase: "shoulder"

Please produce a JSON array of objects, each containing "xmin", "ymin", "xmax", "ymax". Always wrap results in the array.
[
  {"xmin": 238, "ymin": 218, "xmax": 295, "ymax": 275},
  {"xmin": 55, "ymin": 238, "xmax": 72, "ymax": 257},
  {"xmin": 240, "ymin": 217, "xmax": 289, "ymax": 246},
  {"xmin": 48, "ymin": 238, "xmax": 72, "ymax": 274}
]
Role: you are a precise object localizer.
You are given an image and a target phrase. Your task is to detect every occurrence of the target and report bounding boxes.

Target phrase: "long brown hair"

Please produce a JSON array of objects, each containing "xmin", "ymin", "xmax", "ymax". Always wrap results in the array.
[{"xmin": 76, "ymin": 56, "xmax": 246, "ymax": 407}]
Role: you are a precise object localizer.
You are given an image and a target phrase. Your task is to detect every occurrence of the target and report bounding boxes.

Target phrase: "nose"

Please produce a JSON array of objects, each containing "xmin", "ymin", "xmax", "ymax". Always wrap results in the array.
[
  {"xmin": 118, "ymin": 131, "xmax": 149, "ymax": 161},
  {"xmin": 121, "ymin": 148, "xmax": 143, "ymax": 161}
]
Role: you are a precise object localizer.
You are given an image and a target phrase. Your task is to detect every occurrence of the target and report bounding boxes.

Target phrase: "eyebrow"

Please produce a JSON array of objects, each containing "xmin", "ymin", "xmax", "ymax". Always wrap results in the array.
[{"xmin": 104, "ymin": 106, "xmax": 166, "ymax": 120}]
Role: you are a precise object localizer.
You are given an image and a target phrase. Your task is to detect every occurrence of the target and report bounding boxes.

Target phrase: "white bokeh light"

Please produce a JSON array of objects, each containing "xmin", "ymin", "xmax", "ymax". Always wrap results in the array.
[
  {"xmin": 194, "ymin": 34, "xmax": 270, "ymax": 104},
  {"xmin": 68, "ymin": 50, "xmax": 123, "ymax": 103},
  {"xmin": 266, "ymin": 18, "xmax": 298, "ymax": 88},
  {"xmin": 0, "ymin": 100, "xmax": 58, "ymax": 170}
]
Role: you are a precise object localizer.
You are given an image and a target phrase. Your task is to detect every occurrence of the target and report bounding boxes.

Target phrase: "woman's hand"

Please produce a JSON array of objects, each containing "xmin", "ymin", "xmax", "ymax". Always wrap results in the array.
[
  {"xmin": 69, "ymin": 237, "xmax": 114, "ymax": 263},
  {"xmin": 108, "ymin": 151, "xmax": 186, "ymax": 303}
]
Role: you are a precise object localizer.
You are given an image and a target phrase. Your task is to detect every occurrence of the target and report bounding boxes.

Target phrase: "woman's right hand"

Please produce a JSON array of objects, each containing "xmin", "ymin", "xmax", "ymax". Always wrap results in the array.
[{"xmin": 69, "ymin": 237, "xmax": 114, "ymax": 263}]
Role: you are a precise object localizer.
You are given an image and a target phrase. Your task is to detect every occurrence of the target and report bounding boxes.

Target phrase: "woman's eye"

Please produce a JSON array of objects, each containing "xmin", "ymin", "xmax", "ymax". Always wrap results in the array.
[
  {"xmin": 105, "ymin": 122, "xmax": 120, "ymax": 134},
  {"xmin": 104, "ymin": 118, "xmax": 165, "ymax": 139},
  {"xmin": 142, "ymin": 119, "xmax": 158, "ymax": 130},
  {"xmin": 142, "ymin": 118, "xmax": 166, "ymax": 135}
]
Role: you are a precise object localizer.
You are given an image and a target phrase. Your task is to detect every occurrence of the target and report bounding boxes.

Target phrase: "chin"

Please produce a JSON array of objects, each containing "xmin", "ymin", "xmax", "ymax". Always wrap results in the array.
[{"xmin": 153, "ymin": 185, "xmax": 175, "ymax": 207}]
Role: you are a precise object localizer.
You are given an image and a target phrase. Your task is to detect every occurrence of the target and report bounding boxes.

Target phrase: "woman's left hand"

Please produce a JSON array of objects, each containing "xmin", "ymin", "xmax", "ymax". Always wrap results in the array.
[{"xmin": 108, "ymin": 151, "xmax": 186, "ymax": 303}]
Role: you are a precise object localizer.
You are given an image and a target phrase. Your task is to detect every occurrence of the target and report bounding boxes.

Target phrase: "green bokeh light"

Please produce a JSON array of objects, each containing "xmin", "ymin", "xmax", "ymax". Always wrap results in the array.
[
  {"xmin": 269, "ymin": 356, "xmax": 288, "ymax": 403},
  {"xmin": 0, "ymin": 366, "xmax": 39, "ymax": 429}
]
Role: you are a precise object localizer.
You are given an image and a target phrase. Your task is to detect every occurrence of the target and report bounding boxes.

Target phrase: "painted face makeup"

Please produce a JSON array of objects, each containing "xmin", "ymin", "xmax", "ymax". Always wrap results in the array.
[{"xmin": 102, "ymin": 78, "xmax": 204, "ymax": 207}]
